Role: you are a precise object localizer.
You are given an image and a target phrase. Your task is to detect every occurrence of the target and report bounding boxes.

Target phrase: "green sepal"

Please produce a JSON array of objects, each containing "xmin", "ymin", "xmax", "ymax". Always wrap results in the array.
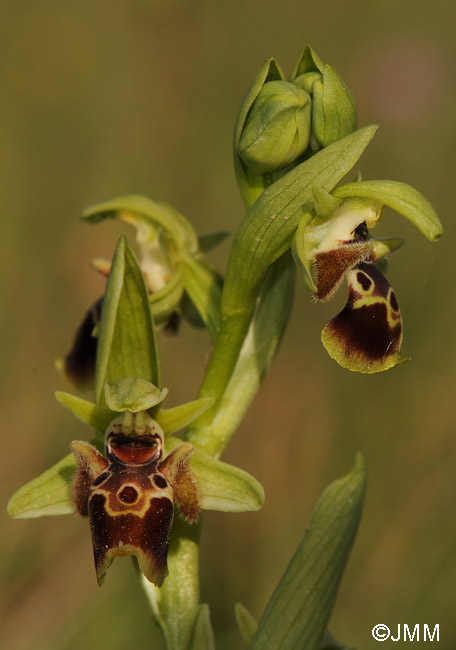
[
  {"xmin": 234, "ymin": 57, "xmax": 285, "ymax": 208},
  {"xmin": 55, "ymin": 391, "xmax": 113, "ymax": 434},
  {"xmin": 82, "ymin": 194, "xmax": 198, "ymax": 255},
  {"xmin": 95, "ymin": 236, "xmax": 161, "ymax": 404},
  {"xmin": 182, "ymin": 256, "xmax": 222, "ymax": 340},
  {"xmin": 311, "ymin": 65, "xmax": 357, "ymax": 148},
  {"xmin": 8, "ymin": 453, "xmax": 76, "ymax": 518},
  {"xmin": 187, "ymin": 604, "xmax": 216, "ymax": 650},
  {"xmin": 198, "ymin": 230, "xmax": 230, "ymax": 253},
  {"xmin": 249, "ymin": 455, "xmax": 366, "ymax": 650},
  {"xmin": 289, "ymin": 45, "xmax": 325, "ymax": 80},
  {"xmin": 235, "ymin": 603, "xmax": 258, "ymax": 647},
  {"xmin": 332, "ymin": 180, "xmax": 443, "ymax": 241},
  {"xmin": 104, "ymin": 377, "xmax": 168, "ymax": 413},
  {"xmin": 167, "ymin": 436, "xmax": 264, "ymax": 512},
  {"xmin": 292, "ymin": 212, "xmax": 318, "ymax": 293},
  {"xmin": 155, "ymin": 397, "xmax": 215, "ymax": 435}
]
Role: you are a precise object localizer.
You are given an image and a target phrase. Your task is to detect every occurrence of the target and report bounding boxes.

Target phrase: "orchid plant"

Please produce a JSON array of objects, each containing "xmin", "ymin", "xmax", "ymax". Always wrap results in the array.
[{"xmin": 8, "ymin": 46, "xmax": 442, "ymax": 650}]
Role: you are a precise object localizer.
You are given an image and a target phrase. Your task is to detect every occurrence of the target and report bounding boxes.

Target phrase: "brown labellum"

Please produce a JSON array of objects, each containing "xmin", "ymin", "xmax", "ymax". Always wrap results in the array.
[
  {"xmin": 71, "ymin": 414, "xmax": 200, "ymax": 587},
  {"xmin": 321, "ymin": 261, "xmax": 406, "ymax": 373}
]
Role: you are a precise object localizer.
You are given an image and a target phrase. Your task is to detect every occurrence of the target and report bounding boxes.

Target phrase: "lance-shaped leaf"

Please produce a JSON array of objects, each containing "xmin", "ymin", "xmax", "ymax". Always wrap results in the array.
[
  {"xmin": 182, "ymin": 256, "xmax": 222, "ymax": 340},
  {"xmin": 95, "ymin": 236, "xmax": 161, "ymax": 404},
  {"xmin": 235, "ymin": 603, "xmax": 258, "ymax": 647},
  {"xmin": 7, "ymin": 453, "xmax": 76, "ymax": 518},
  {"xmin": 249, "ymin": 455, "xmax": 366, "ymax": 650},
  {"xmin": 332, "ymin": 180, "xmax": 442, "ymax": 241},
  {"xmin": 193, "ymin": 126, "xmax": 377, "ymax": 436},
  {"xmin": 83, "ymin": 194, "xmax": 198, "ymax": 255}
]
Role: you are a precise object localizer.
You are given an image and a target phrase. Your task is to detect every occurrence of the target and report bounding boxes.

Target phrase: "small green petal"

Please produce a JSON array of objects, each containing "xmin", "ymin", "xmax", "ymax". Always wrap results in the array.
[
  {"xmin": 105, "ymin": 377, "xmax": 167, "ymax": 413},
  {"xmin": 154, "ymin": 397, "xmax": 215, "ymax": 435},
  {"xmin": 333, "ymin": 180, "xmax": 443, "ymax": 241},
  {"xmin": 8, "ymin": 453, "xmax": 76, "ymax": 518},
  {"xmin": 55, "ymin": 391, "xmax": 113, "ymax": 434},
  {"xmin": 166, "ymin": 437, "xmax": 264, "ymax": 512},
  {"xmin": 235, "ymin": 603, "xmax": 258, "ymax": 647}
]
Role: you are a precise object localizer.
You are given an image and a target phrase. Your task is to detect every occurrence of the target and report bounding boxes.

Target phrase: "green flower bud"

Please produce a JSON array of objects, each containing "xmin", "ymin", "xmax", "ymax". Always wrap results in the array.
[
  {"xmin": 311, "ymin": 65, "xmax": 357, "ymax": 147},
  {"xmin": 238, "ymin": 80, "xmax": 311, "ymax": 174}
]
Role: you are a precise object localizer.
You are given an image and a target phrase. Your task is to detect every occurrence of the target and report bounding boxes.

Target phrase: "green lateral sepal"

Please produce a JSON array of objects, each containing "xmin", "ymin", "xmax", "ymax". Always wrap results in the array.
[
  {"xmin": 7, "ymin": 453, "xmax": 77, "ymax": 518},
  {"xmin": 167, "ymin": 436, "xmax": 264, "ymax": 512}
]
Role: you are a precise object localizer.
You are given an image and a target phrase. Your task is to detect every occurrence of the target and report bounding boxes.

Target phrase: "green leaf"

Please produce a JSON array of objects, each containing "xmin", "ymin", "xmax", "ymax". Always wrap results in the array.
[
  {"xmin": 95, "ymin": 236, "xmax": 161, "ymax": 405},
  {"xmin": 188, "ymin": 252, "xmax": 295, "ymax": 457},
  {"xmin": 155, "ymin": 398, "xmax": 215, "ymax": 435},
  {"xmin": 167, "ymin": 437, "xmax": 264, "ymax": 512},
  {"xmin": 194, "ymin": 126, "xmax": 377, "ymax": 440},
  {"xmin": 332, "ymin": 180, "xmax": 443, "ymax": 241},
  {"xmin": 8, "ymin": 453, "xmax": 76, "ymax": 518},
  {"xmin": 55, "ymin": 391, "xmax": 113, "ymax": 434},
  {"xmin": 182, "ymin": 256, "xmax": 222, "ymax": 340},
  {"xmin": 235, "ymin": 603, "xmax": 258, "ymax": 647},
  {"xmin": 104, "ymin": 377, "xmax": 168, "ymax": 412},
  {"xmin": 249, "ymin": 455, "xmax": 366, "ymax": 650},
  {"xmin": 82, "ymin": 194, "xmax": 198, "ymax": 255},
  {"xmin": 187, "ymin": 604, "xmax": 216, "ymax": 650}
]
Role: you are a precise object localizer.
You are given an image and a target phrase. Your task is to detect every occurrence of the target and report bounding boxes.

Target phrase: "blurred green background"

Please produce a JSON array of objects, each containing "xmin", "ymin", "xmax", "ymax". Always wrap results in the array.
[{"xmin": 2, "ymin": 1, "xmax": 455, "ymax": 648}]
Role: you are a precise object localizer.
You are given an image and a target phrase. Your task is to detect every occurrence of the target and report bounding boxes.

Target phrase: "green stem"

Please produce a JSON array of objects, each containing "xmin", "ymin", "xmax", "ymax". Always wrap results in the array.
[{"xmin": 188, "ymin": 126, "xmax": 376, "ymax": 446}]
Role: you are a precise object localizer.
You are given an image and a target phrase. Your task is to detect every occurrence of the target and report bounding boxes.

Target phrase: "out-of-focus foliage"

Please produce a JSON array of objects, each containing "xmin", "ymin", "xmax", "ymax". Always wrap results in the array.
[{"xmin": 2, "ymin": 1, "xmax": 456, "ymax": 649}]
